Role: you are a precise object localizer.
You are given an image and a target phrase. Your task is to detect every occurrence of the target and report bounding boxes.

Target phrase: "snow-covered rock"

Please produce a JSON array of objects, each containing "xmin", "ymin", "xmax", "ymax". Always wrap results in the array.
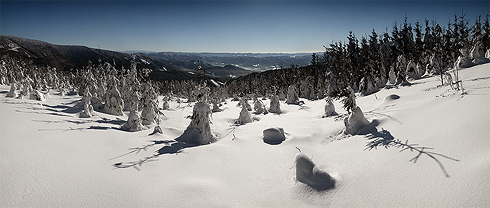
[
  {"xmin": 295, "ymin": 153, "xmax": 335, "ymax": 191},
  {"xmin": 262, "ymin": 127, "xmax": 285, "ymax": 144}
]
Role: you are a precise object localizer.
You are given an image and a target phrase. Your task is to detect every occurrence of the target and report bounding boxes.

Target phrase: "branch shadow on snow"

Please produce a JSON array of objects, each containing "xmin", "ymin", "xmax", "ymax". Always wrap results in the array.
[
  {"xmin": 111, "ymin": 139, "xmax": 199, "ymax": 171},
  {"xmin": 358, "ymin": 120, "xmax": 459, "ymax": 177},
  {"xmin": 44, "ymin": 103, "xmax": 83, "ymax": 114}
]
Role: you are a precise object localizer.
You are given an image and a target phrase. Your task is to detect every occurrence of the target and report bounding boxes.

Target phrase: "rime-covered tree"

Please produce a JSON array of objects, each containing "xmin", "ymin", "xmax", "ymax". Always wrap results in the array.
[
  {"xmin": 140, "ymin": 82, "xmax": 161, "ymax": 125},
  {"xmin": 79, "ymin": 88, "xmax": 94, "ymax": 118},
  {"xmin": 269, "ymin": 94, "xmax": 282, "ymax": 114},
  {"xmin": 103, "ymin": 76, "xmax": 124, "ymax": 116},
  {"xmin": 253, "ymin": 96, "xmax": 267, "ymax": 115},
  {"xmin": 177, "ymin": 86, "xmax": 216, "ymax": 145},
  {"xmin": 6, "ymin": 82, "xmax": 17, "ymax": 98},
  {"xmin": 286, "ymin": 85, "xmax": 299, "ymax": 104}
]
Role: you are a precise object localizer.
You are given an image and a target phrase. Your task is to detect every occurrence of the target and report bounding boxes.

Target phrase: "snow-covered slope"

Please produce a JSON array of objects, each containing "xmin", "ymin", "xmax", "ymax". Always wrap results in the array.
[{"xmin": 1, "ymin": 63, "xmax": 490, "ymax": 207}]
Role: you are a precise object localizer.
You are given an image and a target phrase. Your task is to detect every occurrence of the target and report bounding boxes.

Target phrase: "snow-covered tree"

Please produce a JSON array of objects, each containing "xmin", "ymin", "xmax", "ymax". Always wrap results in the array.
[
  {"xmin": 161, "ymin": 96, "xmax": 170, "ymax": 110},
  {"xmin": 278, "ymin": 89, "xmax": 286, "ymax": 101},
  {"xmin": 237, "ymin": 97, "xmax": 252, "ymax": 111},
  {"xmin": 121, "ymin": 110, "xmax": 146, "ymax": 132},
  {"xmin": 269, "ymin": 94, "xmax": 282, "ymax": 114},
  {"xmin": 253, "ymin": 96, "xmax": 267, "ymax": 115},
  {"xmin": 342, "ymin": 87, "xmax": 369, "ymax": 135},
  {"xmin": 286, "ymin": 85, "xmax": 299, "ymax": 104},
  {"xmin": 395, "ymin": 55, "xmax": 408, "ymax": 84},
  {"xmin": 176, "ymin": 86, "xmax": 216, "ymax": 145},
  {"xmin": 140, "ymin": 82, "xmax": 161, "ymax": 125},
  {"xmin": 6, "ymin": 82, "xmax": 17, "ymax": 98},
  {"xmin": 237, "ymin": 103, "xmax": 253, "ymax": 124},
  {"xmin": 103, "ymin": 76, "xmax": 124, "ymax": 116},
  {"xmin": 211, "ymin": 99, "xmax": 222, "ymax": 113},
  {"xmin": 324, "ymin": 96, "xmax": 337, "ymax": 117},
  {"xmin": 79, "ymin": 88, "xmax": 94, "ymax": 118}
]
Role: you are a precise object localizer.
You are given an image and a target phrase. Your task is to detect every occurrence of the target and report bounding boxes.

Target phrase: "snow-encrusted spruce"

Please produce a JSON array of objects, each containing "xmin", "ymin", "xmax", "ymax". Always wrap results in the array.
[
  {"xmin": 268, "ymin": 94, "xmax": 282, "ymax": 114},
  {"xmin": 324, "ymin": 96, "xmax": 337, "ymax": 117},
  {"xmin": 140, "ymin": 82, "xmax": 160, "ymax": 125},
  {"xmin": 395, "ymin": 55, "xmax": 410, "ymax": 85},
  {"xmin": 211, "ymin": 99, "xmax": 222, "ymax": 113},
  {"xmin": 286, "ymin": 85, "xmax": 299, "ymax": 104},
  {"xmin": 237, "ymin": 102, "xmax": 253, "ymax": 124},
  {"xmin": 344, "ymin": 105, "xmax": 370, "ymax": 135},
  {"xmin": 253, "ymin": 97, "xmax": 267, "ymax": 115},
  {"xmin": 237, "ymin": 97, "xmax": 252, "ymax": 111},
  {"xmin": 278, "ymin": 89, "xmax": 286, "ymax": 101},
  {"xmin": 121, "ymin": 90, "xmax": 146, "ymax": 132},
  {"xmin": 454, "ymin": 48, "xmax": 473, "ymax": 69},
  {"xmin": 161, "ymin": 96, "xmax": 170, "ymax": 110},
  {"xmin": 121, "ymin": 110, "xmax": 146, "ymax": 132},
  {"xmin": 406, "ymin": 60, "xmax": 420, "ymax": 79},
  {"xmin": 176, "ymin": 86, "xmax": 216, "ymax": 145},
  {"xmin": 342, "ymin": 86, "xmax": 369, "ymax": 135},
  {"xmin": 79, "ymin": 88, "xmax": 94, "ymax": 118},
  {"xmin": 387, "ymin": 66, "xmax": 396, "ymax": 85},
  {"xmin": 295, "ymin": 153, "xmax": 335, "ymax": 191},
  {"xmin": 6, "ymin": 82, "xmax": 17, "ymax": 98},
  {"xmin": 20, "ymin": 77, "xmax": 33, "ymax": 99},
  {"xmin": 103, "ymin": 76, "xmax": 124, "ymax": 116},
  {"xmin": 122, "ymin": 55, "xmax": 141, "ymax": 111},
  {"xmin": 30, "ymin": 90, "xmax": 45, "ymax": 101}
]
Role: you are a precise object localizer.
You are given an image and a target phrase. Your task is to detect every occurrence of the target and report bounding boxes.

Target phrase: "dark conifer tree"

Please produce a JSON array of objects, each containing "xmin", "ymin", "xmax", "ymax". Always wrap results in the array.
[{"xmin": 482, "ymin": 15, "xmax": 490, "ymax": 51}]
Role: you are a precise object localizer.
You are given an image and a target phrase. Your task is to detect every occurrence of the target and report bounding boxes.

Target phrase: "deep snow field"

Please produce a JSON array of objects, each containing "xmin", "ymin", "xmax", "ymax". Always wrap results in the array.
[{"xmin": 1, "ymin": 63, "xmax": 490, "ymax": 207}]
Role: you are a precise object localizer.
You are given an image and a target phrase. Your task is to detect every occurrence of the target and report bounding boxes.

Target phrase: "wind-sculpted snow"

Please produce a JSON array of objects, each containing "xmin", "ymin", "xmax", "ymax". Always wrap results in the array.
[{"xmin": 1, "ymin": 63, "xmax": 490, "ymax": 207}]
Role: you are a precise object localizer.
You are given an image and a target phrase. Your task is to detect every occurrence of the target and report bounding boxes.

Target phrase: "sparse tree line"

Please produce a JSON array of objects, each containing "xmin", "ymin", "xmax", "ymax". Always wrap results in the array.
[{"xmin": 226, "ymin": 13, "xmax": 489, "ymax": 111}]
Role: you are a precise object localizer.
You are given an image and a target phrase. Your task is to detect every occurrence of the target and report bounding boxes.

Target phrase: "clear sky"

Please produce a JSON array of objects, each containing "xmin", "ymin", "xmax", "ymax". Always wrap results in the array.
[{"xmin": 1, "ymin": 0, "xmax": 489, "ymax": 53}]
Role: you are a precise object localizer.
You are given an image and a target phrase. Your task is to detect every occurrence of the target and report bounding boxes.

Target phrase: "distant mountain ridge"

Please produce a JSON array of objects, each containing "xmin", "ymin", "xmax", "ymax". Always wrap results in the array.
[
  {"xmin": 146, "ymin": 51, "xmax": 315, "ymax": 71},
  {"xmin": 0, "ymin": 35, "xmax": 254, "ymax": 82}
]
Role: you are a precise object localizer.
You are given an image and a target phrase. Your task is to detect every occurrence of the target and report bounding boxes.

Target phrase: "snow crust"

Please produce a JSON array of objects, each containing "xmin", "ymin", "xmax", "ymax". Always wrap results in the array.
[{"xmin": 1, "ymin": 63, "xmax": 490, "ymax": 207}]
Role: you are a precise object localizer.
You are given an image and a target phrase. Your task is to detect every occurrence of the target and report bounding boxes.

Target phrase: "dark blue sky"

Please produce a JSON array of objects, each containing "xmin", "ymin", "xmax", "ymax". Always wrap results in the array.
[{"xmin": 1, "ymin": 1, "xmax": 489, "ymax": 53}]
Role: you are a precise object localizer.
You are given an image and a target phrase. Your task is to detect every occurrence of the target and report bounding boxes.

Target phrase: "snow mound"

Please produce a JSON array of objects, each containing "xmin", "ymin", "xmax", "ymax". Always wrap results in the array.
[
  {"xmin": 295, "ymin": 153, "xmax": 335, "ymax": 191},
  {"xmin": 384, "ymin": 94, "xmax": 400, "ymax": 102},
  {"xmin": 262, "ymin": 127, "xmax": 285, "ymax": 145}
]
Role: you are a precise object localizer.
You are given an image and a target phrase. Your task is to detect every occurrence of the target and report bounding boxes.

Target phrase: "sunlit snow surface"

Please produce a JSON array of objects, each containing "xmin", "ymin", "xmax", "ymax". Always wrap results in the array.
[{"xmin": 1, "ymin": 63, "xmax": 490, "ymax": 207}]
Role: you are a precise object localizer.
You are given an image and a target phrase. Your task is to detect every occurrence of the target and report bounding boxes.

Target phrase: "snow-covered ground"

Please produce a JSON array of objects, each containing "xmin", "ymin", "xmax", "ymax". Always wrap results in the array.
[{"xmin": 1, "ymin": 63, "xmax": 490, "ymax": 207}]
